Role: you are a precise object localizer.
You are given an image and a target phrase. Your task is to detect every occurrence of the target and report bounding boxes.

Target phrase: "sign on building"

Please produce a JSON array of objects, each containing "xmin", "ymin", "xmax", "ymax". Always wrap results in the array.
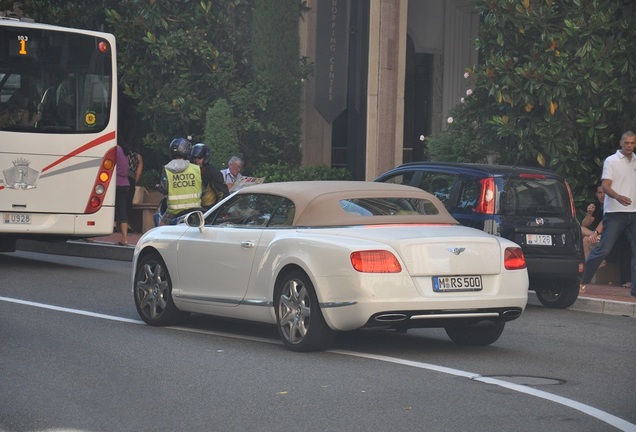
[{"xmin": 314, "ymin": 0, "xmax": 350, "ymax": 124}]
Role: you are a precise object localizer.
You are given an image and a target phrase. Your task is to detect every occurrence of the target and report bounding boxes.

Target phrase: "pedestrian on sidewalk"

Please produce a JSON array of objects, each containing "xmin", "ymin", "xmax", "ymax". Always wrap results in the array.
[
  {"xmin": 125, "ymin": 142, "xmax": 143, "ymax": 231},
  {"xmin": 581, "ymin": 184, "xmax": 605, "ymax": 259},
  {"xmin": 580, "ymin": 131, "xmax": 636, "ymax": 297},
  {"xmin": 221, "ymin": 156, "xmax": 244, "ymax": 192},
  {"xmin": 115, "ymin": 144, "xmax": 130, "ymax": 246}
]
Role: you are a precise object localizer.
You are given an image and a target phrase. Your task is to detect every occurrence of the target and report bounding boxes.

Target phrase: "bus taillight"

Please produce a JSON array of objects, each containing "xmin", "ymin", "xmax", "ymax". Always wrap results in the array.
[
  {"xmin": 84, "ymin": 146, "xmax": 116, "ymax": 214},
  {"xmin": 89, "ymin": 196, "xmax": 102, "ymax": 208}
]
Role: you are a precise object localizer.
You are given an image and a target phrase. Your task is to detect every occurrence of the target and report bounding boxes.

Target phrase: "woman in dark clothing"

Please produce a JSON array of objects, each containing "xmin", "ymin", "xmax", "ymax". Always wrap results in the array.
[{"xmin": 124, "ymin": 143, "xmax": 143, "ymax": 231}]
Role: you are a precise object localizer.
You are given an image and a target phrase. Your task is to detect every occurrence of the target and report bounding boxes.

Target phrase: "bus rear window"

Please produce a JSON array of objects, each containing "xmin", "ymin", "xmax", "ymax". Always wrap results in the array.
[{"xmin": 0, "ymin": 28, "xmax": 112, "ymax": 133}]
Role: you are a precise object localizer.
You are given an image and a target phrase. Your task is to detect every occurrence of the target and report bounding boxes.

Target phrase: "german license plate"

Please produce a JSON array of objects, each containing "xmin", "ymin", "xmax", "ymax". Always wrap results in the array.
[
  {"xmin": 526, "ymin": 234, "xmax": 552, "ymax": 245},
  {"xmin": 433, "ymin": 275, "xmax": 483, "ymax": 292},
  {"xmin": 3, "ymin": 213, "xmax": 32, "ymax": 224}
]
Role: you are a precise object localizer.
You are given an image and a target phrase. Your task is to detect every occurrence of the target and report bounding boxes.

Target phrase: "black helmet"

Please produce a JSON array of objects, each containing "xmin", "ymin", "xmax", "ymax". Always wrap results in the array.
[
  {"xmin": 191, "ymin": 143, "xmax": 210, "ymax": 164},
  {"xmin": 169, "ymin": 138, "xmax": 192, "ymax": 160}
]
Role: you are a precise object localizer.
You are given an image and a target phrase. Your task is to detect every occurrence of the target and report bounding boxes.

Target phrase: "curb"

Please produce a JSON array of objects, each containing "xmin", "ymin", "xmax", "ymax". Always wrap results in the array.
[
  {"xmin": 16, "ymin": 239, "xmax": 133, "ymax": 262},
  {"xmin": 570, "ymin": 296, "xmax": 636, "ymax": 318}
]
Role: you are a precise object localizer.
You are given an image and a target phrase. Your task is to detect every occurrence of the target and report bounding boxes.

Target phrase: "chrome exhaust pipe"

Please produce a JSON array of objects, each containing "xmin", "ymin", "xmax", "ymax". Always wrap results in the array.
[
  {"xmin": 502, "ymin": 309, "xmax": 521, "ymax": 319},
  {"xmin": 375, "ymin": 313, "xmax": 408, "ymax": 322}
]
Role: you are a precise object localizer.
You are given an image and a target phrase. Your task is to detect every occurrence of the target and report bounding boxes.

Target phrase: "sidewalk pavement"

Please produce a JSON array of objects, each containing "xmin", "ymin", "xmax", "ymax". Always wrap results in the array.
[
  {"xmin": 15, "ymin": 232, "xmax": 636, "ymax": 318},
  {"xmin": 16, "ymin": 232, "xmax": 142, "ymax": 262}
]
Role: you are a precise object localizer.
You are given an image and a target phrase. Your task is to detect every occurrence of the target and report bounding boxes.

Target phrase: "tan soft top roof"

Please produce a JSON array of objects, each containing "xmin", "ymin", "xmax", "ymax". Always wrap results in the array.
[{"xmin": 235, "ymin": 181, "xmax": 459, "ymax": 227}]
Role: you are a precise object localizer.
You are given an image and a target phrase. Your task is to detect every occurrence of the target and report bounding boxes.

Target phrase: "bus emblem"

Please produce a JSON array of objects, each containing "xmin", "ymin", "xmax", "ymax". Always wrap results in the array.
[
  {"xmin": 85, "ymin": 111, "xmax": 97, "ymax": 127},
  {"xmin": 3, "ymin": 159, "xmax": 39, "ymax": 190}
]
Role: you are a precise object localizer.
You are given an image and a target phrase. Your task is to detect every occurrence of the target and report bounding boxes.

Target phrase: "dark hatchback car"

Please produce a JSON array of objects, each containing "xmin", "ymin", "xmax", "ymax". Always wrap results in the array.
[{"xmin": 375, "ymin": 162, "xmax": 584, "ymax": 308}]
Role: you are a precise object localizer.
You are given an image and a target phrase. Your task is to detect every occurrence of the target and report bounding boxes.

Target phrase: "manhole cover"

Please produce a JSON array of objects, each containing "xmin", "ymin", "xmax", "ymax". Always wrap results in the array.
[{"xmin": 487, "ymin": 375, "xmax": 564, "ymax": 386}]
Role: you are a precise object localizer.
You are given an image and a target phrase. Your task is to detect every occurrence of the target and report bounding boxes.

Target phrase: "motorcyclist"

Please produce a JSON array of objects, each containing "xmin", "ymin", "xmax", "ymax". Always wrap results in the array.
[
  {"xmin": 190, "ymin": 143, "xmax": 229, "ymax": 210},
  {"xmin": 156, "ymin": 138, "xmax": 202, "ymax": 225}
]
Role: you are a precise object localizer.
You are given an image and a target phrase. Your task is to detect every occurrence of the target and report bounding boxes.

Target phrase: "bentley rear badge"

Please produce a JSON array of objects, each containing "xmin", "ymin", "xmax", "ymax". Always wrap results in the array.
[{"xmin": 446, "ymin": 247, "xmax": 466, "ymax": 255}]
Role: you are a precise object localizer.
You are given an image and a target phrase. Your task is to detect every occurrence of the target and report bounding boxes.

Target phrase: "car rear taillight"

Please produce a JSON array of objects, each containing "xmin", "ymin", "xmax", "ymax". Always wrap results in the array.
[
  {"xmin": 350, "ymin": 250, "xmax": 402, "ymax": 273},
  {"xmin": 504, "ymin": 247, "xmax": 526, "ymax": 270},
  {"xmin": 474, "ymin": 177, "xmax": 495, "ymax": 214}
]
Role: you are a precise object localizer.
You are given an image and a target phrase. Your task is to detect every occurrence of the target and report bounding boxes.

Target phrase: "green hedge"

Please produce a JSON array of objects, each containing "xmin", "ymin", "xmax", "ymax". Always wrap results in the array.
[{"xmin": 252, "ymin": 163, "xmax": 352, "ymax": 182}]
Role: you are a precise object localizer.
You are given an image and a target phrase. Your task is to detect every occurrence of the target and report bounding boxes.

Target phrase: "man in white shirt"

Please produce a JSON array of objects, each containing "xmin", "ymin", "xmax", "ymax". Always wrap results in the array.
[
  {"xmin": 221, "ymin": 156, "xmax": 244, "ymax": 191},
  {"xmin": 580, "ymin": 131, "xmax": 636, "ymax": 296}
]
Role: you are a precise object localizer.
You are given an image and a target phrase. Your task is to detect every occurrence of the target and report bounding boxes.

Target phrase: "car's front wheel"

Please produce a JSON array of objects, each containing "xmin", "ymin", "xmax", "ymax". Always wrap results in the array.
[
  {"xmin": 444, "ymin": 321, "xmax": 505, "ymax": 346},
  {"xmin": 274, "ymin": 270, "xmax": 336, "ymax": 352},
  {"xmin": 534, "ymin": 278, "xmax": 579, "ymax": 309},
  {"xmin": 134, "ymin": 252, "xmax": 189, "ymax": 326}
]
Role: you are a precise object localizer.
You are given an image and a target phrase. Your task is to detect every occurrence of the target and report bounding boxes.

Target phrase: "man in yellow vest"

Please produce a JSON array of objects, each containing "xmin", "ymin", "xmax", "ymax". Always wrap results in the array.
[{"xmin": 158, "ymin": 138, "xmax": 202, "ymax": 225}]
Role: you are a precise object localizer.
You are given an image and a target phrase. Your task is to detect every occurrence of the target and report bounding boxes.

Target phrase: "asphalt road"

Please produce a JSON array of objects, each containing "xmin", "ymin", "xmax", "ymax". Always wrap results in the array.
[{"xmin": 1, "ymin": 251, "xmax": 635, "ymax": 432}]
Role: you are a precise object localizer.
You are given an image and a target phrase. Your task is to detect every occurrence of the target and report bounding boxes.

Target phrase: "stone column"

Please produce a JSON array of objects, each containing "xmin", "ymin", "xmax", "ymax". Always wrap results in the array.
[
  {"xmin": 300, "ymin": 0, "xmax": 333, "ymax": 166},
  {"xmin": 365, "ymin": 0, "xmax": 408, "ymax": 180}
]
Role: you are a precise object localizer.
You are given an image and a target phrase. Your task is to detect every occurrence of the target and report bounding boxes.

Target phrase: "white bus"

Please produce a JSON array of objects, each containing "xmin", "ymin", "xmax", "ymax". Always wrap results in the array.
[{"xmin": 0, "ymin": 18, "xmax": 117, "ymax": 252}]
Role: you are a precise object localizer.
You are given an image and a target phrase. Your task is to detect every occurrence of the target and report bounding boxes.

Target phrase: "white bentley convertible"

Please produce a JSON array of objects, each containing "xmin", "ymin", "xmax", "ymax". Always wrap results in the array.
[{"xmin": 132, "ymin": 181, "xmax": 528, "ymax": 351}]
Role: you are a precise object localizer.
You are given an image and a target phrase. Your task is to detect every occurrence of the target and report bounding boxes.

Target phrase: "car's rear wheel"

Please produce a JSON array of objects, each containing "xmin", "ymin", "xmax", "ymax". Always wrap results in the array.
[
  {"xmin": 274, "ymin": 270, "xmax": 336, "ymax": 352},
  {"xmin": 134, "ymin": 252, "xmax": 189, "ymax": 326},
  {"xmin": 444, "ymin": 321, "xmax": 505, "ymax": 346},
  {"xmin": 534, "ymin": 279, "xmax": 579, "ymax": 309}
]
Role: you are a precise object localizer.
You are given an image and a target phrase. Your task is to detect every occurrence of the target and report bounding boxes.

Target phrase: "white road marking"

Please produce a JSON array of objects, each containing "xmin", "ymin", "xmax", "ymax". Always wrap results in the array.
[
  {"xmin": 334, "ymin": 350, "xmax": 636, "ymax": 432},
  {"xmin": 2, "ymin": 295, "xmax": 635, "ymax": 432},
  {"xmin": 0, "ymin": 296, "xmax": 144, "ymax": 324}
]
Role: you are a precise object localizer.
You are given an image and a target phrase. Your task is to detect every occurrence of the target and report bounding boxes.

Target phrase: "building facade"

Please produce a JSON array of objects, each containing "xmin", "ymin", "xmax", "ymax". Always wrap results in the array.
[{"xmin": 300, "ymin": 0, "xmax": 479, "ymax": 180}]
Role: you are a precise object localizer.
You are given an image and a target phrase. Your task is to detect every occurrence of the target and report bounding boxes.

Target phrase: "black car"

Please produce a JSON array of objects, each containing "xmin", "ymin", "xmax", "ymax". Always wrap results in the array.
[{"xmin": 375, "ymin": 162, "xmax": 584, "ymax": 308}]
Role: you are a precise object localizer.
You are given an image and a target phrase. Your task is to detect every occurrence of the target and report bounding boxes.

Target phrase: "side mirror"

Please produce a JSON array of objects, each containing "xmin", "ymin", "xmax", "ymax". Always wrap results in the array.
[{"xmin": 184, "ymin": 211, "xmax": 205, "ymax": 230}]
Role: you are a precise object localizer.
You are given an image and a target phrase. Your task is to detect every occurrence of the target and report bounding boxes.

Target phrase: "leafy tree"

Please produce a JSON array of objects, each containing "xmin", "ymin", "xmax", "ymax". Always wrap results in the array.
[
  {"xmin": 204, "ymin": 98, "xmax": 241, "ymax": 169},
  {"xmin": 2, "ymin": 0, "xmax": 108, "ymax": 29},
  {"xmin": 428, "ymin": 0, "xmax": 635, "ymax": 203},
  {"xmin": 15, "ymin": 0, "xmax": 305, "ymax": 172},
  {"xmin": 247, "ymin": 0, "xmax": 303, "ymax": 166},
  {"xmin": 104, "ymin": 0, "xmax": 252, "ymax": 155}
]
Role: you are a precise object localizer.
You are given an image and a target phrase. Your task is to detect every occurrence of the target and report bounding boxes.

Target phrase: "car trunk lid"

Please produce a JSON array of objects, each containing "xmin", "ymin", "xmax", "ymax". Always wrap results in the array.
[{"xmin": 344, "ymin": 225, "xmax": 503, "ymax": 276}]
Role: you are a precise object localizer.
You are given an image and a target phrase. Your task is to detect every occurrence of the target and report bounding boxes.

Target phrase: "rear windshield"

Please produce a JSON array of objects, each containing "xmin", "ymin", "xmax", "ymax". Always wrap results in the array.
[
  {"xmin": 499, "ymin": 178, "xmax": 570, "ymax": 217},
  {"xmin": 339, "ymin": 197, "xmax": 440, "ymax": 216}
]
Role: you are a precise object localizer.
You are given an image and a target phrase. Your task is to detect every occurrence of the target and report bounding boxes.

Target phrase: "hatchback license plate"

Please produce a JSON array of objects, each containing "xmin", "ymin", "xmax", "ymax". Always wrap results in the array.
[
  {"xmin": 433, "ymin": 275, "xmax": 483, "ymax": 292},
  {"xmin": 3, "ymin": 213, "xmax": 31, "ymax": 224},
  {"xmin": 526, "ymin": 234, "xmax": 552, "ymax": 245}
]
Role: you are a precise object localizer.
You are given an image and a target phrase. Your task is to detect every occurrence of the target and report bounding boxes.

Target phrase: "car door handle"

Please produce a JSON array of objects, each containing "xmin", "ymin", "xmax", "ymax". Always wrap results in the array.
[{"xmin": 241, "ymin": 241, "xmax": 255, "ymax": 248}]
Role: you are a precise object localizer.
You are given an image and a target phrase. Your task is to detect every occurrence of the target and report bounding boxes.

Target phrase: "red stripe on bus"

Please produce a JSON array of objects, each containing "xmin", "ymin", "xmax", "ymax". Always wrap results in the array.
[{"xmin": 41, "ymin": 131, "xmax": 116, "ymax": 173}]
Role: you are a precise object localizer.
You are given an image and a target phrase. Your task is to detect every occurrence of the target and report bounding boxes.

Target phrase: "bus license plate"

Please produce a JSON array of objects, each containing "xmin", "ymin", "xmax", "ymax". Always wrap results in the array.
[
  {"xmin": 526, "ymin": 234, "xmax": 552, "ymax": 245},
  {"xmin": 433, "ymin": 275, "xmax": 483, "ymax": 292},
  {"xmin": 3, "ymin": 213, "xmax": 32, "ymax": 224}
]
